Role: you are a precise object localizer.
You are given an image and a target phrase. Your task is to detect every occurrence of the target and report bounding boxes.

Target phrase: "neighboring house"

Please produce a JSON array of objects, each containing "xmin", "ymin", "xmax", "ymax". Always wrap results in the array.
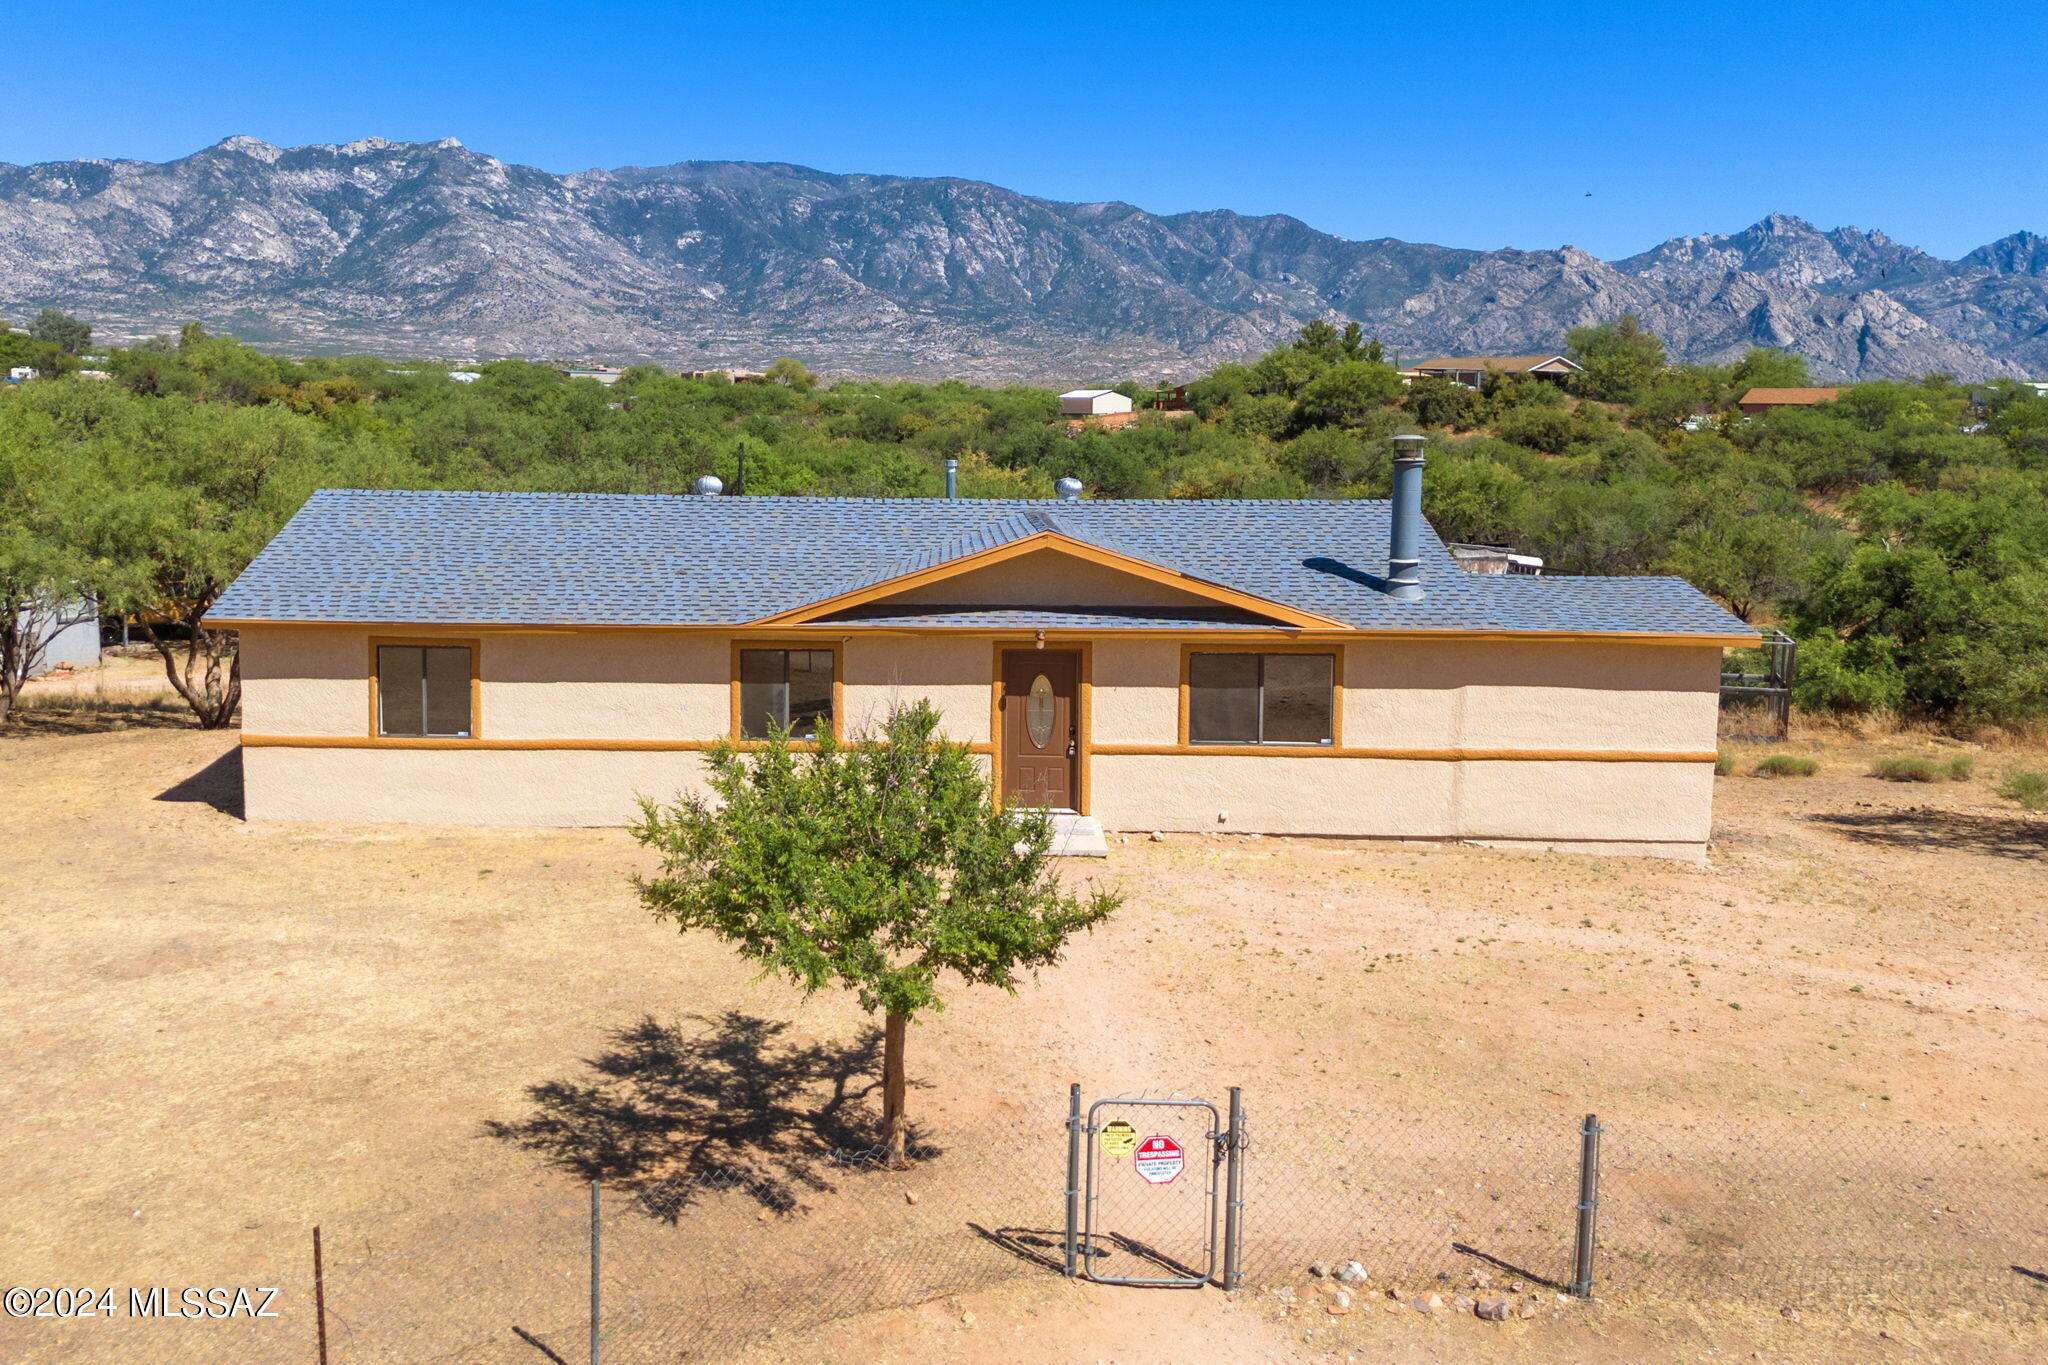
[
  {"xmin": 209, "ymin": 460, "xmax": 1756, "ymax": 860},
  {"xmin": 16, "ymin": 599, "xmax": 101, "ymax": 675},
  {"xmin": 1407, "ymin": 355, "xmax": 1585, "ymax": 390},
  {"xmin": 6, "ymin": 366, "xmax": 37, "ymax": 384},
  {"xmin": 560, "ymin": 367, "xmax": 625, "ymax": 386},
  {"xmin": 448, "ymin": 371, "xmax": 482, "ymax": 384},
  {"xmin": 1058, "ymin": 389, "xmax": 1135, "ymax": 417},
  {"xmin": 684, "ymin": 368, "xmax": 767, "ymax": 383},
  {"xmin": 1737, "ymin": 387, "xmax": 1842, "ymax": 416}
]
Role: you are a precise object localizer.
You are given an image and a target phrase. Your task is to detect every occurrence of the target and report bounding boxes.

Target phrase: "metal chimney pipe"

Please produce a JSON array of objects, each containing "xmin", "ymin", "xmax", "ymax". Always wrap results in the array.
[
  {"xmin": 945, "ymin": 458, "xmax": 958, "ymax": 498},
  {"xmin": 1387, "ymin": 434, "xmax": 1426, "ymax": 600}
]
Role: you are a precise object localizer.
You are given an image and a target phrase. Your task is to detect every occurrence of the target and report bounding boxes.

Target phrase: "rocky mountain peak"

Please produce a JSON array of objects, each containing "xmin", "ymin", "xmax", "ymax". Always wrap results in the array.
[
  {"xmin": 205, "ymin": 135, "xmax": 283, "ymax": 163},
  {"xmin": 0, "ymin": 139, "xmax": 2042, "ymax": 382}
]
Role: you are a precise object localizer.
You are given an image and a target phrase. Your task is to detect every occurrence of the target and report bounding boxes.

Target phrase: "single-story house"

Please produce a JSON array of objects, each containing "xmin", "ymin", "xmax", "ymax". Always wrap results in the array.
[
  {"xmin": 1737, "ymin": 387, "xmax": 1842, "ymax": 416},
  {"xmin": 1059, "ymin": 389, "xmax": 1135, "ymax": 417},
  {"xmin": 209, "ymin": 448, "xmax": 1756, "ymax": 859},
  {"xmin": 560, "ymin": 367, "xmax": 626, "ymax": 386},
  {"xmin": 1407, "ymin": 355, "xmax": 1585, "ymax": 390}
]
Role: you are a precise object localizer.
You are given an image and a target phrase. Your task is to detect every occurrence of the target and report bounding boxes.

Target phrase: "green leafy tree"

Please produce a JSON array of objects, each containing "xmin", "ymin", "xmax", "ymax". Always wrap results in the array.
[
  {"xmin": 1404, "ymin": 375, "xmax": 1476, "ymax": 429},
  {"xmin": 1495, "ymin": 404, "xmax": 1588, "ymax": 454},
  {"xmin": 1293, "ymin": 319, "xmax": 1341, "ymax": 359},
  {"xmin": 1422, "ymin": 456, "xmax": 1532, "ymax": 546},
  {"xmin": 1566, "ymin": 312, "xmax": 1667, "ymax": 402},
  {"xmin": 1290, "ymin": 360, "xmax": 1402, "ymax": 429},
  {"xmin": 1789, "ymin": 479, "xmax": 2048, "ymax": 723},
  {"xmin": 764, "ymin": 357, "xmax": 818, "ymax": 391},
  {"xmin": 1247, "ymin": 346, "xmax": 1327, "ymax": 398},
  {"xmin": 1725, "ymin": 348, "xmax": 1812, "ymax": 393},
  {"xmin": 630, "ymin": 702, "xmax": 1122, "ymax": 1163},
  {"xmin": 101, "ymin": 402, "xmax": 325, "ymax": 726},
  {"xmin": 1659, "ymin": 504, "xmax": 1818, "ymax": 622},
  {"xmin": 28, "ymin": 307, "xmax": 91, "ymax": 356},
  {"xmin": 0, "ymin": 405, "xmax": 119, "ymax": 720}
]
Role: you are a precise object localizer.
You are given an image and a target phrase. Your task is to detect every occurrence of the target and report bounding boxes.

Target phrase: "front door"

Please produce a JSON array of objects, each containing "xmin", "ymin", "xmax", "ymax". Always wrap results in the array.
[{"xmin": 1001, "ymin": 649, "xmax": 1080, "ymax": 810}]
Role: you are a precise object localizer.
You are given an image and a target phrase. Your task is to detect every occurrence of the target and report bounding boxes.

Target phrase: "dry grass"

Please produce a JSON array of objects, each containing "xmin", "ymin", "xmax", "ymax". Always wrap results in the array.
[{"xmin": 0, "ymin": 726, "xmax": 2044, "ymax": 1362}]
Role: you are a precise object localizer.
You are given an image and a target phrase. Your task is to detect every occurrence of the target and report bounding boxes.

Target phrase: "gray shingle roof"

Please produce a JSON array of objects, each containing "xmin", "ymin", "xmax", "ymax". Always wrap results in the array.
[{"xmin": 208, "ymin": 489, "xmax": 1755, "ymax": 638}]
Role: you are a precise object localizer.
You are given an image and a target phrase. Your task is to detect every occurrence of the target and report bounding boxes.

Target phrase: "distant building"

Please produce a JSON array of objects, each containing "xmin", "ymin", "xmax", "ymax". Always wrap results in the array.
[
  {"xmin": 1737, "ymin": 387, "xmax": 1842, "ymax": 416},
  {"xmin": 16, "ymin": 599, "xmax": 100, "ymax": 676},
  {"xmin": 684, "ymin": 368, "xmax": 767, "ymax": 383},
  {"xmin": 1447, "ymin": 543, "xmax": 1544, "ymax": 576},
  {"xmin": 6, "ymin": 366, "xmax": 38, "ymax": 384},
  {"xmin": 1058, "ymin": 389, "xmax": 1134, "ymax": 417},
  {"xmin": 448, "ymin": 371, "xmax": 482, "ymax": 384},
  {"xmin": 560, "ymin": 366, "xmax": 626, "ymax": 386},
  {"xmin": 1408, "ymin": 355, "xmax": 1584, "ymax": 390}
]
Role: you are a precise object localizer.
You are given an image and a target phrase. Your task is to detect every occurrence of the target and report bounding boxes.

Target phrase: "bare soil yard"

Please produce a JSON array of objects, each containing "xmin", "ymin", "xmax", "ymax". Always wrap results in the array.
[{"xmin": 1, "ymin": 721, "xmax": 2043, "ymax": 1362}]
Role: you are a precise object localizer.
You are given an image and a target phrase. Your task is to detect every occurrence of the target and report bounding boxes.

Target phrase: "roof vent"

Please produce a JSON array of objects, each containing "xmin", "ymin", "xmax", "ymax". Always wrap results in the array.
[
  {"xmin": 1386, "ymin": 434, "xmax": 1426, "ymax": 600},
  {"xmin": 694, "ymin": 474, "xmax": 724, "ymax": 497},
  {"xmin": 1054, "ymin": 476, "xmax": 1083, "ymax": 502}
]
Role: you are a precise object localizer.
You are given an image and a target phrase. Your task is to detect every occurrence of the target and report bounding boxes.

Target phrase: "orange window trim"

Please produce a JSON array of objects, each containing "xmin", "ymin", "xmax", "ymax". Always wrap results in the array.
[
  {"xmin": 729, "ymin": 639, "xmax": 846, "ymax": 742},
  {"xmin": 1177, "ymin": 642, "xmax": 1344, "ymax": 749},
  {"xmin": 366, "ymin": 635, "xmax": 482, "ymax": 741}
]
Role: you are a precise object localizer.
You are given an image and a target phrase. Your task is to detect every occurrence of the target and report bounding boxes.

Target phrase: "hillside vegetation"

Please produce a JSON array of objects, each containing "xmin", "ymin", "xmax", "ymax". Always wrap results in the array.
[{"xmin": 2, "ymin": 312, "xmax": 2044, "ymax": 731}]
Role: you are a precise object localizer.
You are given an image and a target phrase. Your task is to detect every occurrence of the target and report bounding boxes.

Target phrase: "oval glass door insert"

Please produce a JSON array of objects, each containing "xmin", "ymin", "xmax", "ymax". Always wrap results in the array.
[{"xmin": 1026, "ymin": 675, "xmax": 1056, "ymax": 748}]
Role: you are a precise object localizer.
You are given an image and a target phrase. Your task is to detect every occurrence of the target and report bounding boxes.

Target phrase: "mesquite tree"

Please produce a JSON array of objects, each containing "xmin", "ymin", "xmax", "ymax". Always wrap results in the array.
[{"xmin": 631, "ymin": 701, "xmax": 1120, "ymax": 1163}]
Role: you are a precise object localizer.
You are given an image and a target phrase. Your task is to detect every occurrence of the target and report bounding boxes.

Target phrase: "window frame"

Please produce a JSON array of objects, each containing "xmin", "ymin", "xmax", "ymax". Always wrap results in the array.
[
  {"xmin": 367, "ymin": 636, "xmax": 481, "ymax": 741},
  {"xmin": 729, "ymin": 640, "xmax": 845, "ymax": 744},
  {"xmin": 1179, "ymin": 645, "xmax": 1341, "ymax": 749}
]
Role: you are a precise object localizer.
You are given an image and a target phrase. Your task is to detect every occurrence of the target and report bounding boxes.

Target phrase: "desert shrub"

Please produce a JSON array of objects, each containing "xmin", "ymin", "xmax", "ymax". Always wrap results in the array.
[
  {"xmin": 1754, "ymin": 754, "xmax": 1819, "ymax": 778},
  {"xmin": 1871, "ymin": 757, "xmax": 1938, "ymax": 782},
  {"xmin": 1714, "ymin": 750, "xmax": 1736, "ymax": 776},
  {"xmin": 1942, "ymin": 755, "xmax": 1975, "ymax": 781},
  {"xmin": 1996, "ymin": 769, "xmax": 2048, "ymax": 809}
]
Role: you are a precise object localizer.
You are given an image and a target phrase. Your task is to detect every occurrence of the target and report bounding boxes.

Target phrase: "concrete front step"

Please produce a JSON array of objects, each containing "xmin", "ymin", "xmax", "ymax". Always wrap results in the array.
[{"xmin": 1046, "ymin": 812, "xmax": 1108, "ymax": 858}]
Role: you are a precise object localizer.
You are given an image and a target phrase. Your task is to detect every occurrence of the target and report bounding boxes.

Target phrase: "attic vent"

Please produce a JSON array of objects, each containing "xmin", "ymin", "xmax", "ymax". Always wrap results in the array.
[
  {"xmin": 694, "ymin": 475, "xmax": 724, "ymax": 497},
  {"xmin": 1054, "ymin": 477, "xmax": 1083, "ymax": 502}
]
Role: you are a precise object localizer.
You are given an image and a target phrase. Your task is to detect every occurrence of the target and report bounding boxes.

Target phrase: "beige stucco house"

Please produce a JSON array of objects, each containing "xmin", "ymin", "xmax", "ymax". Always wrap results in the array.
[{"xmin": 209, "ymin": 450, "xmax": 1755, "ymax": 859}]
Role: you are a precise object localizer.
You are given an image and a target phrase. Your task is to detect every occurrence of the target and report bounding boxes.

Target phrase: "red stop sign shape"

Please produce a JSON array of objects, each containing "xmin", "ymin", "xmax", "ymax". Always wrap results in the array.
[{"xmin": 1133, "ymin": 1135, "xmax": 1184, "ymax": 1184}]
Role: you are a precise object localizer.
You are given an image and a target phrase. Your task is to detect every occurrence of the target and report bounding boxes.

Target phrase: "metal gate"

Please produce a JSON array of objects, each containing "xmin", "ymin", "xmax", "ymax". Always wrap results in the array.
[{"xmin": 1061, "ymin": 1086, "xmax": 1245, "ymax": 1288}]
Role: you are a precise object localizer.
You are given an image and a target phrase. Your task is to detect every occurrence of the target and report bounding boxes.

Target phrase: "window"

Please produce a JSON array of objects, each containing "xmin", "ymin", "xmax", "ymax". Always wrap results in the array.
[
  {"xmin": 376, "ymin": 644, "xmax": 473, "ymax": 738},
  {"xmin": 1187, "ymin": 651, "xmax": 1334, "ymax": 745},
  {"xmin": 739, "ymin": 648, "xmax": 836, "ymax": 739}
]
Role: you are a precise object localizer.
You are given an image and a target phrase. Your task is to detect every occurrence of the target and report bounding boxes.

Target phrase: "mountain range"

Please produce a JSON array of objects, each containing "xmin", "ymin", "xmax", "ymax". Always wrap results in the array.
[{"xmin": 2, "ymin": 136, "xmax": 2045, "ymax": 383}]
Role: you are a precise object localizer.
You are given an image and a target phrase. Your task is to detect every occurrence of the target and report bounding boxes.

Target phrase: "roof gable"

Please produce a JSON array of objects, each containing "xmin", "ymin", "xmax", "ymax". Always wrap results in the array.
[{"xmin": 758, "ymin": 527, "xmax": 1345, "ymax": 629}]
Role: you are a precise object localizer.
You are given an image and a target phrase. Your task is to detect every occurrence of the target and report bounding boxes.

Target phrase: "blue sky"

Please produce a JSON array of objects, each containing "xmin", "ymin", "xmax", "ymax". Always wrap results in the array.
[{"xmin": 7, "ymin": 1, "xmax": 2043, "ymax": 260}]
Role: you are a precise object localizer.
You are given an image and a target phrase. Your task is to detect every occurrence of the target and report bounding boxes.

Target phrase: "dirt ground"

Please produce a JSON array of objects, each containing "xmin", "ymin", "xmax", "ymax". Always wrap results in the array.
[{"xmin": 1, "ymin": 718, "xmax": 2044, "ymax": 1362}]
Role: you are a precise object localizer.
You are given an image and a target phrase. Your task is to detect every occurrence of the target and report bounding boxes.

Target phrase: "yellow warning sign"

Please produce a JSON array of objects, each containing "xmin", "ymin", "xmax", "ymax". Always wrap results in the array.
[{"xmin": 1099, "ymin": 1119, "xmax": 1138, "ymax": 1157}]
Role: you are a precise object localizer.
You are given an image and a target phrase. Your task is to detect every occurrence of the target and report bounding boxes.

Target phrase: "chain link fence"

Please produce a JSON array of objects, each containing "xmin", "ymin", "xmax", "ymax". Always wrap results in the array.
[
  {"xmin": 269, "ymin": 1097, "xmax": 2046, "ymax": 1362},
  {"xmin": 26, "ymin": 1095, "xmax": 2032, "ymax": 1361}
]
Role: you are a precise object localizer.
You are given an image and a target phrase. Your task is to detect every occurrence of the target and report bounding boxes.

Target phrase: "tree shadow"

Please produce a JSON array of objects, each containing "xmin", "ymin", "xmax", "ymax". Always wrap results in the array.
[
  {"xmin": 483, "ymin": 1012, "xmax": 927, "ymax": 1220},
  {"xmin": 1808, "ymin": 808, "xmax": 2047, "ymax": 861},
  {"xmin": 5, "ymin": 696, "xmax": 190, "ymax": 738},
  {"xmin": 155, "ymin": 746, "xmax": 244, "ymax": 817}
]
